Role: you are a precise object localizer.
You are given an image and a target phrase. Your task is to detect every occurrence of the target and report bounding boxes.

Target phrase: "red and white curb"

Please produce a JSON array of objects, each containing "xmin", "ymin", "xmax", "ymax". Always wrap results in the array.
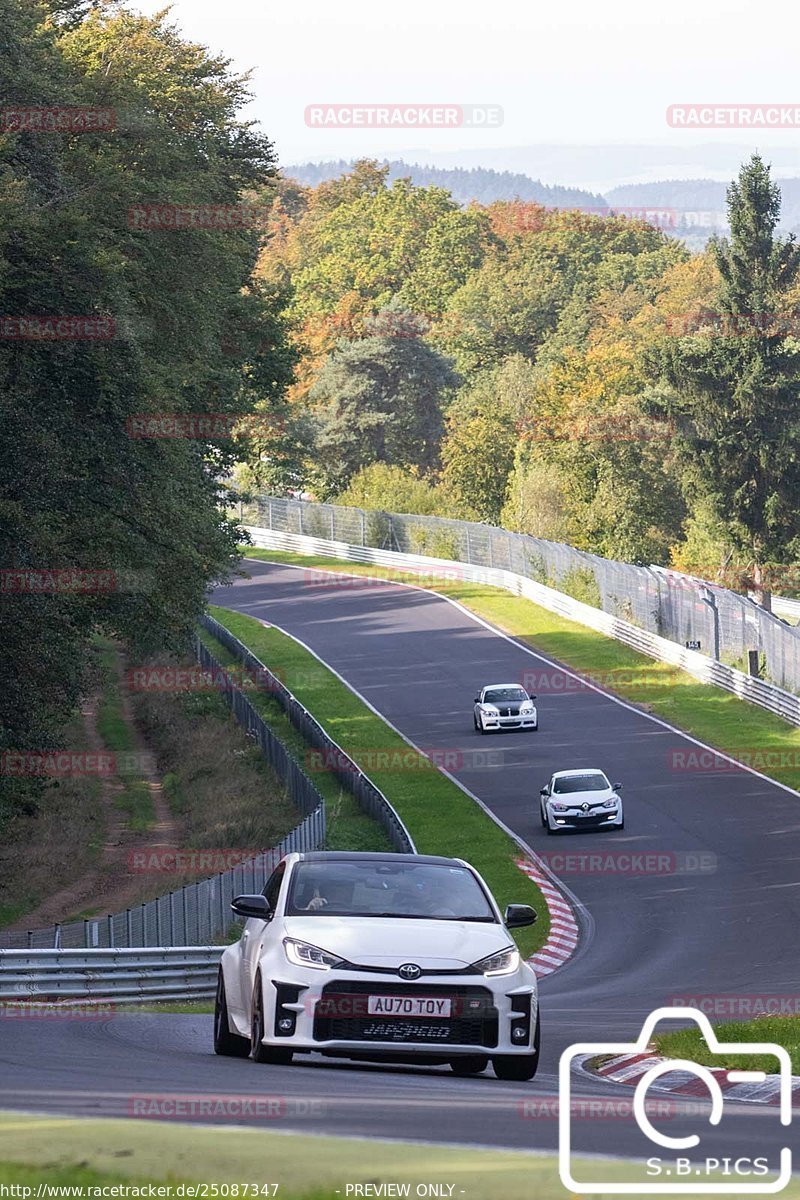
[
  {"xmin": 582, "ymin": 1051, "xmax": 800, "ymax": 1106},
  {"xmin": 516, "ymin": 857, "xmax": 579, "ymax": 976}
]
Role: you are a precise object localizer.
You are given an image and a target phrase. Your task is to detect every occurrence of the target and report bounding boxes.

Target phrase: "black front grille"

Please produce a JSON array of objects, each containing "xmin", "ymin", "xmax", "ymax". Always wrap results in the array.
[{"xmin": 313, "ymin": 981, "xmax": 498, "ymax": 1047}]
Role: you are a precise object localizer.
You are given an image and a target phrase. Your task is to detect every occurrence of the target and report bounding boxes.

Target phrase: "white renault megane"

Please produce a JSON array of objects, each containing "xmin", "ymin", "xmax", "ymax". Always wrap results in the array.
[{"xmin": 214, "ymin": 851, "xmax": 540, "ymax": 1080}]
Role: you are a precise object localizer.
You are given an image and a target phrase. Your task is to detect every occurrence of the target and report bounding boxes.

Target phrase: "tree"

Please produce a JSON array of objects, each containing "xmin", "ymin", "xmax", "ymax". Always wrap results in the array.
[
  {"xmin": 649, "ymin": 155, "xmax": 800, "ymax": 606},
  {"xmin": 336, "ymin": 464, "xmax": 461, "ymax": 517},
  {"xmin": 0, "ymin": 0, "xmax": 287, "ymax": 823},
  {"xmin": 308, "ymin": 307, "xmax": 458, "ymax": 495}
]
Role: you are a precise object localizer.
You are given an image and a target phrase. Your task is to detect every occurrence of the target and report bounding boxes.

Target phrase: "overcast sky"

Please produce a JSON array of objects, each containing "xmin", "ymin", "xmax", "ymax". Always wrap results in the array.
[{"xmin": 133, "ymin": 0, "xmax": 800, "ymax": 186}]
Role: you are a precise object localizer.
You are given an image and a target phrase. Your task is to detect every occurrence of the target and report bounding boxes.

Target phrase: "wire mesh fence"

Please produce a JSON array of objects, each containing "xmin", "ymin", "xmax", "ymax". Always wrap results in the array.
[
  {"xmin": 0, "ymin": 639, "xmax": 327, "ymax": 951},
  {"xmin": 241, "ymin": 494, "xmax": 800, "ymax": 696}
]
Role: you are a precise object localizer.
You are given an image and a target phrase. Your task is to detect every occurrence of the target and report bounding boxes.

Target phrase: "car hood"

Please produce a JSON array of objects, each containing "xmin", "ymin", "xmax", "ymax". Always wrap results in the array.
[
  {"xmin": 282, "ymin": 916, "xmax": 509, "ymax": 970},
  {"xmin": 549, "ymin": 787, "xmax": 615, "ymax": 804}
]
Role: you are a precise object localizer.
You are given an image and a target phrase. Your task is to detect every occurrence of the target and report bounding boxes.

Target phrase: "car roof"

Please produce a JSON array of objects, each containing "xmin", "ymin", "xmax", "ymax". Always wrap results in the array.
[
  {"xmin": 294, "ymin": 851, "xmax": 466, "ymax": 867},
  {"xmin": 482, "ymin": 682, "xmax": 526, "ymax": 690},
  {"xmin": 551, "ymin": 768, "xmax": 608, "ymax": 778}
]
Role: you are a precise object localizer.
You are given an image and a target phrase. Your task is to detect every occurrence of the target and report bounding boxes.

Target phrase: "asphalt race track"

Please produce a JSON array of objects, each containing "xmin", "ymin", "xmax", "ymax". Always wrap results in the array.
[{"xmin": 3, "ymin": 558, "xmax": 800, "ymax": 1163}]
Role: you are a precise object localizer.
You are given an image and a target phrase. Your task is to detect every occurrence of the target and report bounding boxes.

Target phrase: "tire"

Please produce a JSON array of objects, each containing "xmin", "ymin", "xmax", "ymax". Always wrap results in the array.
[
  {"xmin": 450, "ymin": 1055, "xmax": 489, "ymax": 1077},
  {"xmin": 477, "ymin": 717, "xmax": 485, "ymax": 735},
  {"xmin": 492, "ymin": 1013, "xmax": 540, "ymax": 1082},
  {"xmin": 251, "ymin": 974, "xmax": 293, "ymax": 1065},
  {"xmin": 473, "ymin": 715, "xmax": 480, "ymax": 732},
  {"xmin": 539, "ymin": 805, "xmax": 547, "ymax": 829},
  {"xmin": 545, "ymin": 820, "xmax": 556, "ymax": 835},
  {"xmin": 213, "ymin": 969, "xmax": 250, "ymax": 1058},
  {"xmin": 529, "ymin": 723, "xmax": 538, "ymax": 732},
  {"xmin": 617, "ymin": 817, "xmax": 625, "ymax": 830}
]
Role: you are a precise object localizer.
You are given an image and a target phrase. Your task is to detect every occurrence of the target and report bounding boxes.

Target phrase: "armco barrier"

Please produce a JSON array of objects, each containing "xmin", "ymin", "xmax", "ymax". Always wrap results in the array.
[
  {"xmin": 243, "ymin": 495, "xmax": 800, "ymax": 698},
  {"xmin": 0, "ymin": 947, "xmax": 223, "ymax": 1003},
  {"xmin": 243, "ymin": 526, "xmax": 800, "ymax": 729},
  {"xmin": 199, "ymin": 614, "xmax": 415, "ymax": 853}
]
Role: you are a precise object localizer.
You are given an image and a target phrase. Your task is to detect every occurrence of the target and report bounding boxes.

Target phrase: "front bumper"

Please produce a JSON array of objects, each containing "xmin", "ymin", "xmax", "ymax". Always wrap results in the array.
[
  {"xmin": 480, "ymin": 711, "xmax": 537, "ymax": 730},
  {"xmin": 256, "ymin": 966, "xmax": 538, "ymax": 1058},
  {"xmin": 549, "ymin": 806, "xmax": 622, "ymax": 830}
]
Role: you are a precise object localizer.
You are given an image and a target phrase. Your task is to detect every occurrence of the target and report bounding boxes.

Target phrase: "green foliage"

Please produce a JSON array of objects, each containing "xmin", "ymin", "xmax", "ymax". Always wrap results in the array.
[
  {"xmin": 309, "ymin": 308, "xmax": 458, "ymax": 494},
  {"xmin": 558, "ymin": 567, "xmax": 602, "ymax": 608},
  {"xmin": 649, "ymin": 155, "xmax": 800, "ymax": 590},
  {"xmin": 0, "ymin": 0, "xmax": 288, "ymax": 823},
  {"xmin": 336, "ymin": 463, "xmax": 460, "ymax": 517}
]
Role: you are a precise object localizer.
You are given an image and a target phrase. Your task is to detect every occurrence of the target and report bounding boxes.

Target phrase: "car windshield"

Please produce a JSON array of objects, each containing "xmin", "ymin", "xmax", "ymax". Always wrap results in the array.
[
  {"xmin": 552, "ymin": 773, "xmax": 610, "ymax": 794},
  {"xmin": 286, "ymin": 860, "xmax": 497, "ymax": 921},
  {"xmin": 484, "ymin": 687, "xmax": 527, "ymax": 703}
]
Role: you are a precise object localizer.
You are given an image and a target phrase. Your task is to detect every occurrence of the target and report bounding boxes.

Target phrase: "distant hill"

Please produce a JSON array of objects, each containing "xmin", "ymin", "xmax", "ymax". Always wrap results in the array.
[
  {"xmin": 607, "ymin": 177, "xmax": 800, "ymax": 238},
  {"xmin": 283, "ymin": 159, "xmax": 605, "ymax": 209}
]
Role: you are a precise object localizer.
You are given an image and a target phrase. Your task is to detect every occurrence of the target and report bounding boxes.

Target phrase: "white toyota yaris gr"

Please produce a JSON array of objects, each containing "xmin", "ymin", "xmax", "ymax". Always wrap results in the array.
[{"xmin": 215, "ymin": 851, "xmax": 540, "ymax": 1080}]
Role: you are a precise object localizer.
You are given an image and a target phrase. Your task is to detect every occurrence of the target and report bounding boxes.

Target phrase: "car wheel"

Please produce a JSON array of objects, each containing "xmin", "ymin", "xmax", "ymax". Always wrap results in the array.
[
  {"xmin": 529, "ymin": 723, "xmax": 538, "ymax": 732},
  {"xmin": 477, "ymin": 717, "xmax": 485, "ymax": 735},
  {"xmin": 492, "ymin": 1013, "xmax": 540, "ymax": 1081},
  {"xmin": 251, "ymin": 974, "xmax": 293, "ymax": 1065},
  {"xmin": 450, "ymin": 1055, "xmax": 489, "ymax": 1076},
  {"xmin": 213, "ymin": 969, "xmax": 250, "ymax": 1058},
  {"xmin": 617, "ymin": 817, "xmax": 625, "ymax": 830},
  {"xmin": 545, "ymin": 819, "xmax": 556, "ymax": 835},
  {"xmin": 473, "ymin": 714, "xmax": 480, "ymax": 732},
  {"xmin": 540, "ymin": 805, "xmax": 546, "ymax": 828}
]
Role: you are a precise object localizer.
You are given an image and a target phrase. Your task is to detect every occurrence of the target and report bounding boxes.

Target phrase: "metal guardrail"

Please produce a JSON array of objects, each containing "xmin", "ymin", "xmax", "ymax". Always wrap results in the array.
[
  {"xmin": 243, "ymin": 495, "xmax": 800, "ymax": 699},
  {"xmin": 243, "ymin": 525, "xmax": 800, "ymax": 730},
  {"xmin": 774, "ymin": 596, "xmax": 800, "ymax": 622},
  {"xmin": 0, "ymin": 947, "xmax": 223, "ymax": 1003},
  {"xmin": 199, "ymin": 614, "xmax": 416, "ymax": 853}
]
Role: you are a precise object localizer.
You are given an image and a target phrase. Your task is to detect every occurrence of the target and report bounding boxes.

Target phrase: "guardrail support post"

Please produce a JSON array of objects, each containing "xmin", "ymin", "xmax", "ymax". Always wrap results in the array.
[
  {"xmin": 126, "ymin": 909, "xmax": 132, "ymax": 946},
  {"xmin": 141, "ymin": 902, "xmax": 147, "ymax": 947},
  {"xmin": 107, "ymin": 915, "xmax": 114, "ymax": 948}
]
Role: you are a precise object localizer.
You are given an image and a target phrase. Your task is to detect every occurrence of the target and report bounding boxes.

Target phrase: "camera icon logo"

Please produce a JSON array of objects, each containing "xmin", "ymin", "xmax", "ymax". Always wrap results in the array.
[{"xmin": 559, "ymin": 1006, "xmax": 792, "ymax": 1194}]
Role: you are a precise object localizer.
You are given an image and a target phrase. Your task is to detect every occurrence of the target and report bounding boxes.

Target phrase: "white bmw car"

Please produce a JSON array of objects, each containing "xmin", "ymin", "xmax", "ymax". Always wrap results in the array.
[
  {"xmin": 215, "ymin": 851, "xmax": 540, "ymax": 1080},
  {"xmin": 473, "ymin": 683, "xmax": 538, "ymax": 733},
  {"xmin": 540, "ymin": 768, "xmax": 624, "ymax": 834}
]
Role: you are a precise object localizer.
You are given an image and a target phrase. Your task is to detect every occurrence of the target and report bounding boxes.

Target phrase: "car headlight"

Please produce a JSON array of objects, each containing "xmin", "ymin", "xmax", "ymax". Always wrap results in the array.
[
  {"xmin": 283, "ymin": 938, "xmax": 344, "ymax": 971},
  {"xmin": 519, "ymin": 702, "xmax": 535, "ymax": 714},
  {"xmin": 481, "ymin": 705, "xmax": 499, "ymax": 715},
  {"xmin": 472, "ymin": 945, "xmax": 520, "ymax": 976},
  {"xmin": 602, "ymin": 798, "xmax": 618, "ymax": 809},
  {"xmin": 552, "ymin": 803, "xmax": 569, "ymax": 812}
]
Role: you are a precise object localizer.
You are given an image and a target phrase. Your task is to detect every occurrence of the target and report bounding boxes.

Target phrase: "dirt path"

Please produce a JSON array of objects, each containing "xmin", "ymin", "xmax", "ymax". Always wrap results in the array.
[{"xmin": 5, "ymin": 648, "xmax": 181, "ymax": 933}]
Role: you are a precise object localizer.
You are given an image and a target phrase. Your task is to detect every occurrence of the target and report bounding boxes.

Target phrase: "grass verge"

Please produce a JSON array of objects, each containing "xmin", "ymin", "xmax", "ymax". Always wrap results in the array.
[
  {"xmin": 655, "ymin": 1016, "xmax": 800, "ymax": 1074},
  {"xmin": 241, "ymin": 550, "xmax": 800, "ymax": 794},
  {"xmin": 0, "ymin": 1113, "xmax": 793, "ymax": 1198},
  {"xmin": 195, "ymin": 630, "xmax": 394, "ymax": 854},
  {"xmin": 206, "ymin": 606, "xmax": 549, "ymax": 959}
]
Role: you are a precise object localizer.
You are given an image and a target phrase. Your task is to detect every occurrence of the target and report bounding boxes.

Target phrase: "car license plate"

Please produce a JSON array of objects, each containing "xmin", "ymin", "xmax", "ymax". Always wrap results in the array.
[{"xmin": 367, "ymin": 995, "xmax": 451, "ymax": 1018}]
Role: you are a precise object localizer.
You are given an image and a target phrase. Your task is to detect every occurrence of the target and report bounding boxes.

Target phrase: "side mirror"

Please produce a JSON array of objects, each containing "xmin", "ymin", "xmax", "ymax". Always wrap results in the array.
[
  {"xmin": 540, "ymin": 787, "xmax": 549, "ymax": 796},
  {"xmin": 231, "ymin": 894, "xmax": 272, "ymax": 920},
  {"xmin": 473, "ymin": 696, "xmax": 481, "ymax": 704},
  {"xmin": 504, "ymin": 904, "xmax": 537, "ymax": 929},
  {"xmin": 530, "ymin": 694, "xmax": 537, "ymax": 700},
  {"xmin": 613, "ymin": 782, "xmax": 623, "ymax": 790}
]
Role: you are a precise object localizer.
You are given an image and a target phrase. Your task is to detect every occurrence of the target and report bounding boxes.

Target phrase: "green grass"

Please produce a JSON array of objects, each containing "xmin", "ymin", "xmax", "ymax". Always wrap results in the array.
[
  {"xmin": 206, "ymin": 605, "xmax": 550, "ymax": 959},
  {"xmin": 93, "ymin": 636, "xmax": 136, "ymax": 753},
  {"xmin": 241, "ymin": 549, "xmax": 800, "ymax": 794},
  {"xmin": 655, "ymin": 1015, "xmax": 800, "ymax": 1074},
  {"xmin": 196, "ymin": 627, "xmax": 394, "ymax": 854},
  {"xmin": 0, "ymin": 1112, "xmax": 794, "ymax": 1199},
  {"xmin": 113, "ymin": 778, "xmax": 156, "ymax": 832}
]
